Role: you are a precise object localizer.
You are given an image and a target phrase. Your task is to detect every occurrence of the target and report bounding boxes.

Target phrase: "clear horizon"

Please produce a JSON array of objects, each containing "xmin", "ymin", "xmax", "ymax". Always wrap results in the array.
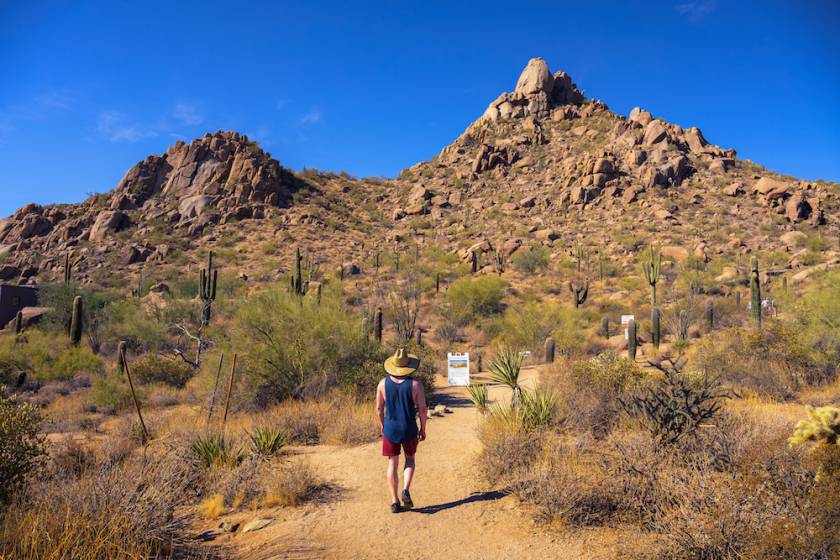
[{"xmin": 1, "ymin": 0, "xmax": 838, "ymax": 218}]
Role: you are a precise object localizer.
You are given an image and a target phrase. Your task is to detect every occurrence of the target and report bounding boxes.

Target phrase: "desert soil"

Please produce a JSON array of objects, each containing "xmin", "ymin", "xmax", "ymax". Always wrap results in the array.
[{"xmin": 203, "ymin": 368, "xmax": 627, "ymax": 559}]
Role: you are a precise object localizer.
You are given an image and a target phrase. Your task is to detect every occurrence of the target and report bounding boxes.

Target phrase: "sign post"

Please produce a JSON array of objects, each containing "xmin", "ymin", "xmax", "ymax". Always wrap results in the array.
[
  {"xmin": 447, "ymin": 352, "xmax": 470, "ymax": 386},
  {"xmin": 621, "ymin": 315, "xmax": 635, "ymax": 340}
]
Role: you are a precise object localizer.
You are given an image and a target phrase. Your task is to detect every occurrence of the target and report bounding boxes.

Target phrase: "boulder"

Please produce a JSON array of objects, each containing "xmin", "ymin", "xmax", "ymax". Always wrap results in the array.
[
  {"xmin": 779, "ymin": 231, "xmax": 806, "ymax": 248},
  {"xmin": 0, "ymin": 264, "xmax": 21, "ymax": 281},
  {"xmin": 753, "ymin": 177, "xmax": 790, "ymax": 196},
  {"xmin": 178, "ymin": 195, "xmax": 215, "ymax": 220},
  {"xmin": 642, "ymin": 120, "xmax": 668, "ymax": 146},
  {"xmin": 661, "ymin": 245, "xmax": 690, "ymax": 262},
  {"xmin": 535, "ymin": 228, "xmax": 559, "ymax": 241},
  {"xmin": 723, "ymin": 183, "xmax": 744, "ymax": 196},
  {"xmin": 519, "ymin": 195, "xmax": 536, "ymax": 208},
  {"xmin": 629, "ymin": 107, "xmax": 653, "ymax": 127},
  {"xmin": 785, "ymin": 194, "xmax": 812, "ymax": 223},
  {"xmin": 514, "ymin": 58, "xmax": 554, "ymax": 95},
  {"xmin": 89, "ymin": 211, "xmax": 129, "ymax": 241}
]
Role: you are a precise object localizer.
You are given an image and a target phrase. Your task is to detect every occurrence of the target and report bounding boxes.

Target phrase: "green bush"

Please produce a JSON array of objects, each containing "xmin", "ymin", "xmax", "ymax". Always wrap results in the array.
[
  {"xmin": 511, "ymin": 246, "xmax": 550, "ymax": 274},
  {"xmin": 0, "ymin": 330, "xmax": 103, "ymax": 382},
  {"xmin": 445, "ymin": 275, "xmax": 506, "ymax": 321},
  {"xmin": 492, "ymin": 300, "xmax": 585, "ymax": 357},
  {"xmin": 234, "ymin": 286, "xmax": 382, "ymax": 402},
  {"xmin": 130, "ymin": 354, "xmax": 194, "ymax": 388},
  {"xmin": 571, "ymin": 352, "xmax": 644, "ymax": 393},
  {"xmin": 98, "ymin": 300, "xmax": 171, "ymax": 354},
  {"xmin": 89, "ymin": 372, "xmax": 136, "ymax": 412},
  {"xmin": 0, "ymin": 395, "xmax": 46, "ymax": 503}
]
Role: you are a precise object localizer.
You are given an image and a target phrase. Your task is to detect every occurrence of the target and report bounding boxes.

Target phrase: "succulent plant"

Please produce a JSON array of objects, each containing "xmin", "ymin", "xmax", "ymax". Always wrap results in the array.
[
  {"xmin": 544, "ymin": 337, "xmax": 555, "ymax": 364},
  {"xmin": 789, "ymin": 406, "xmax": 840, "ymax": 446},
  {"xmin": 493, "ymin": 250, "xmax": 505, "ymax": 275},
  {"xmin": 69, "ymin": 295, "xmax": 83, "ymax": 346},
  {"xmin": 601, "ymin": 316, "xmax": 610, "ymax": 338},
  {"xmin": 199, "ymin": 251, "xmax": 218, "ymax": 326},
  {"xmin": 628, "ymin": 319, "xmax": 637, "ymax": 361},
  {"xmin": 14, "ymin": 310, "xmax": 23, "ymax": 335},
  {"xmin": 641, "ymin": 244, "xmax": 662, "ymax": 306},
  {"xmin": 63, "ymin": 253, "xmax": 72, "ymax": 285},
  {"xmin": 471, "ymin": 250, "xmax": 478, "ymax": 274},
  {"xmin": 435, "ymin": 272, "xmax": 441, "ymax": 294},
  {"xmin": 374, "ymin": 307, "xmax": 383, "ymax": 343},
  {"xmin": 705, "ymin": 299, "xmax": 714, "ymax": 330},
  {"xmin": 750, "ymin": 256, "xmax": 761, "ymax": 328},
  {"xmin": 569, "ymin": 280, "xmax": 589, "ymax": 308},
  {"xmin": 651, "ymin": 307, "xmax": 661, "ymax": 348}
]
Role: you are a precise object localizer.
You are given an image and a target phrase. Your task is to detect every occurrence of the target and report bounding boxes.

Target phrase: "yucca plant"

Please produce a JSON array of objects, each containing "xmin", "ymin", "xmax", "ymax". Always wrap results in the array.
[
  {"xmin": 487, "ymin": 346, "xmax": 524, "ymax": 408},
  {"xmin": 191, "ymin": 433, "xmax": 244, "ymax": 469},
  {"xmin": 248, "ymin": 426, "xmax": 288, "ymax": 457},
  {"xmin": 518, "ymin": 388, "xmax": 559, "ymax": 430},
  {"xmin": 466, "ymin": 384, "xmax": 489, "ymax": 414}
]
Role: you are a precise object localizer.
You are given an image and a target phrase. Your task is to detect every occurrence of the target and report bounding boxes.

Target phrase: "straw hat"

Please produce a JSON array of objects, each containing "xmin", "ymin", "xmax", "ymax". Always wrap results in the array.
[{"xmin": 384, "ymin": 347, "xmax": 420, "ymax": 377}]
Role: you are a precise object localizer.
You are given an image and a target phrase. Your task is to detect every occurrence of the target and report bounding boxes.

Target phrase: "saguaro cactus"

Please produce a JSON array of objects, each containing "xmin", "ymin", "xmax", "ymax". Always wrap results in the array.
[
  {"xmin": 199, "ymin": 251, "xmax": 218, "ymax": 326},
  {"xmin": 435, "ymin": 273, "xmax": 441, "ymax": 294},
  {"xmin": 493, "ymin": 251, "xmax": 505, "ymax": 275},
  {"xmin": 374, "ymin": 307, "xmax": 383, "ymax": 343},
  {"xmin": 601, "ymin": 316, "xmax": 610, "ymax": 339},
  {"xmin": 544, "ymin": 337, "xmax": 556, "ymax": 364},
  {"xmin": 569, "ymin": 280, "xmax": 589, "ymax": 308},
  {"xmin": 63, "ymin": 253, "xmax": 72, "ymax": 285},
  {"xmin": 374, "ymin": 252, "xmax": 380, "ymax": 273},
  {"xmin": 651, "ymin": 307, "xmax": 661, "ymax": 348},
  {"xmin": 293, "ymin": 247, "xmax": 303, "ymax": 295},
  {"xmin": 570, "ymin": 242, "xmax": 586, "ymax": 273},
  {"xmin": 642, "ymin": 244, "xmax": 662, "ymax": 306},
  {"xmin": 70, "ymin": 296, "xmax": 83, "ymax": 346},
  {"xmin": 117, "ymin": 341, "xmax": 127, "ymax": 374},
  {"xmin": 750, "ymin": 256, "xmax": 761, "ymax": 328},
  {"xmin": 628, "ymin": 319, "xmax": 637, "ymax": 361},
  {"xmin": 414, "ymin": 328, "xmax": 422, "ymax": 346},
  {"xmin": 470, "ymin": 250, "xmax": 478, "ymax": 274},
  {"xmin": 705, "ymin": 299, "xmax": 715, "ymax": 330}
]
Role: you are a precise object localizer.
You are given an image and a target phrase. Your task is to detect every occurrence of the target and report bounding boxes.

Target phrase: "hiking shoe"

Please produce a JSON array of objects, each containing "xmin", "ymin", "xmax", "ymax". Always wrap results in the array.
[
  {"xmin": 401, "ymin": 490, "xmax": 413, "ymax": 509},
  {"xmin": 390, "ymin": 502, "xmax": 401, "ymax": 514}
]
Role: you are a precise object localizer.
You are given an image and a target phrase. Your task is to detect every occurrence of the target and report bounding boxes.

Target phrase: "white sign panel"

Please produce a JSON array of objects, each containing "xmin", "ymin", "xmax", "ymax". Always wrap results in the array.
[
  {"xmin": 447, "ymin": 352, "xmax": 470, "ymax": 386},
  {"xmin": 621, "ymin": 315, "xmax": 635, "ymax": 340}
]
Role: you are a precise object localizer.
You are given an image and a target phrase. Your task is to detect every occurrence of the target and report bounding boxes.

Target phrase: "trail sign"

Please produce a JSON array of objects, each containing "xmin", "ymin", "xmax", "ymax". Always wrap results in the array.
[
  {"xmin": 447, "ymin": 352, "xmax": 470, "ymax": 386},
  {"xmin": 621, "ymin": 315, "xmax": 635, "ymax": 340}
]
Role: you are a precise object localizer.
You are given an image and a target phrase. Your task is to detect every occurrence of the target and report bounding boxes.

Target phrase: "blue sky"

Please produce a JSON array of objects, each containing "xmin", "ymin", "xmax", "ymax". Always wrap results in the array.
[{"xmin": 1, "ymin": 0, "xmax": 838, "ymax": 218}]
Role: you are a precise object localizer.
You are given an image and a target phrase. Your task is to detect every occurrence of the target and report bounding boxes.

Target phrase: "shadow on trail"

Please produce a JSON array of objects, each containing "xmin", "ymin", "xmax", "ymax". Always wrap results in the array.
[
  {"xmin": 410, "ymin": 488, "xmax": 511, "ymax": 515},
  {"xmin": 430, "ymin": 391, "xmax": 473, "ymax": 409}
]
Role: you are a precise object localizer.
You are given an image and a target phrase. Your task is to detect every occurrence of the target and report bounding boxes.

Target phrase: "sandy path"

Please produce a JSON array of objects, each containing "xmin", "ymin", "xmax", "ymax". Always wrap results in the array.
[{"xmin": 218, "ymin": 368, "xmax": 621, "ymax": 559}]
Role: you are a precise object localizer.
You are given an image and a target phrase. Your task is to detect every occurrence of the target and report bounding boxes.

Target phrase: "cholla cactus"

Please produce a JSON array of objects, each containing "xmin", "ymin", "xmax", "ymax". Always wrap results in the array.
[{"xmin": 789, "ymin": 406, "xmax": 840, "ymax": 446}]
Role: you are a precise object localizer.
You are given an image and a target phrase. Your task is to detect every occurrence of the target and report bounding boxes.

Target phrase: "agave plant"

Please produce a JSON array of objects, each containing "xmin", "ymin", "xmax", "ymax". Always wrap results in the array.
[
  {"xmin": 466, "ymin": 384, "xmax": 490, "ymax": 414},
  {"xmin": 248, "ymin": 426, "xmax": 288, "ymax": 457},
  {"xmin": 487, "ymin": 346, "xmax": 524, "ymax": 408},
  {"xmin": 192, "ymin": 433, "xmax": 244, "ymax": 469}
]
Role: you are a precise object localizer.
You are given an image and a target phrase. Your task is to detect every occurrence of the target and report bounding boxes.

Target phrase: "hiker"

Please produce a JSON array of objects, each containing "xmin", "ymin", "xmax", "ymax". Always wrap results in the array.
[{"xmin": 376, "ymin": 347, "xmax": 428, "ymax": 513}]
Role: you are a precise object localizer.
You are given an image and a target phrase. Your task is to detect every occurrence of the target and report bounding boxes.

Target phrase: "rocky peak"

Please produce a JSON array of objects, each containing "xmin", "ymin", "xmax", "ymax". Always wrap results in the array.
[
  {"xmin": 110, "ymin": 131, "xmax": 299, "ymax": 213},
  {"xmin": 483, "ymin": 58, "xmax": 585, "ymax": 122}
]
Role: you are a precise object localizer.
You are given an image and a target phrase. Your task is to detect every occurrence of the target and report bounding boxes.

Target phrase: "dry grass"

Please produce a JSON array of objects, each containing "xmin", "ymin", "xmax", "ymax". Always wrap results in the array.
[
  {"xmin": 261, "ymin": 459, "xmax": 323, "ymax": 507},
  {"xmin": 198, "ymin": 493, "xmax": 226, "ymax": 519}
]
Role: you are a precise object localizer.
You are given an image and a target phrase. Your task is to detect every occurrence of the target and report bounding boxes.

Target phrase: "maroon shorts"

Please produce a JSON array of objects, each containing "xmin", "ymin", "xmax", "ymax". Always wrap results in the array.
[{"xmin": 382, "ymin": 435, "xmax": 418, "ymax": 456}]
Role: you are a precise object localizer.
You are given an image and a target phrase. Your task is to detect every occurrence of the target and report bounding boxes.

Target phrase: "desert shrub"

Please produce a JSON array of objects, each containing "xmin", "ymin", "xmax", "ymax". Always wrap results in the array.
[
  {"xmin": 492, "ymin": 300, "xmax": 585, "ymax": 357},
  {"xmin": 235, "ymin": 286, "xmax": 382, "ymax": 402},
  {"xmin": 261, "ymin": 460, "xmax": 323, "ymax": 507},
  {"xmin": 794, "ymin": 271, "xmax": 840, "ymax": 381},
  {"xmin": 88, "ymin": 371, "xmax": 135, "ymax": 412},
  {"xmin": 477, "ymin": 413, "xmax": 543, "ymax": 485},
  {"xmin": 37, "ymin": 283, "xmax": 114, "ymax": 335},
  {"xmin": 98, "ymin": 299, "xmax": 171, "ymax": 354},
  {"xmin": 571, "ymin": 352, "xmax": 644, "ymax": 393},
  {"xmin": 445, "ymin": 275, "xmax": 506, "ymax": 321},
  {"xmin": 511, "ymin": 245, "xmax": 550, "ymax": 273},
  {"xmin": 619, "ymin": 358, "xmax": 731, "ymax": 445},
  {"xmin": 0, "ymin": 330, "xmax": 103, "ymax": 382},
  {"xmin": 694, "ymin": 323, "xmax": 821, "ymax": 399},
  {"xmin": 0, "ymin": 447, "xmax": 203, "ymax": 559},
  {"xmin": 319, "ymin": 396, "xmax": 379, "ymax": 445},
  {"xmin": 130, "ymin": 353, "xmax": 194, "ymax": 388},
  {"xmin": 0, "ymin": 395, "xmax": 46, "ymax": 503}
]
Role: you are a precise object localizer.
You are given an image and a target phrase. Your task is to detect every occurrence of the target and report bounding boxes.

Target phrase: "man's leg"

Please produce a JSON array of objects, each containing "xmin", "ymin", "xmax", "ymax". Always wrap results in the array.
[
  {"xmin": 403, "ymin": 454, "xmax": 416, "ymax": 491},
  {"xmin": 386, "ymin": 455, "xmax": 400, "ymax": 504}
]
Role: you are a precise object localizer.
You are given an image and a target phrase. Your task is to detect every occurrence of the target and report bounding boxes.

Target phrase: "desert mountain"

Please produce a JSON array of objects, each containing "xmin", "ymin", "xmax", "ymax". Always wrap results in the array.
[{"xmin": 0, "ymin": 58, "xmax": 837, "ymax": 288}]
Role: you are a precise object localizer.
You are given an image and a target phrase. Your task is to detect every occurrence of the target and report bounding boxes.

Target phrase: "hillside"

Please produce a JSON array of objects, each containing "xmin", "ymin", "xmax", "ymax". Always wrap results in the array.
[{"xmin": 0, "ymin": 57, "xmax": 837, "ymax": 290}]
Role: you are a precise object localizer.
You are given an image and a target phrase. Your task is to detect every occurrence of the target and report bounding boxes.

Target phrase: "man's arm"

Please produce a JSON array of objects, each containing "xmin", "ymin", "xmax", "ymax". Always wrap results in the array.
[
  {"xmin": 414, "ymin": 380, "xmax": 428, "ymax": 441},
  {"xmin": 375, "ymin": 379, "xmax": 385, "ymax": 436}
]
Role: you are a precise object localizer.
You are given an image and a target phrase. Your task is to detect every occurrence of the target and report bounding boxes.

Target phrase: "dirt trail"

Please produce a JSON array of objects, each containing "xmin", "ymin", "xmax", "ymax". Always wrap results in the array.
[{"xmin": 218, "ymin": 368, "xmax": 621, "ymax": 559}]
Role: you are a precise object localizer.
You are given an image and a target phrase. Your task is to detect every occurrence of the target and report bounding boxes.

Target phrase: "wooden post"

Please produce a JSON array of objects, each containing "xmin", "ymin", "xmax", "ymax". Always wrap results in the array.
[
  {"xmin": 207, "ymin": 353, "xmax": 224, "ymax": 424},
  {"xmin": 414, "ymin": 328, "xmax": 422, "ymax": 346},
  {"xmin": 121, "ymin": 344, "xmax": 149, "ymax": 442},
  {"xmin": 222, "ymin": 353, "xmax": 238, "ymax": 428}
]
